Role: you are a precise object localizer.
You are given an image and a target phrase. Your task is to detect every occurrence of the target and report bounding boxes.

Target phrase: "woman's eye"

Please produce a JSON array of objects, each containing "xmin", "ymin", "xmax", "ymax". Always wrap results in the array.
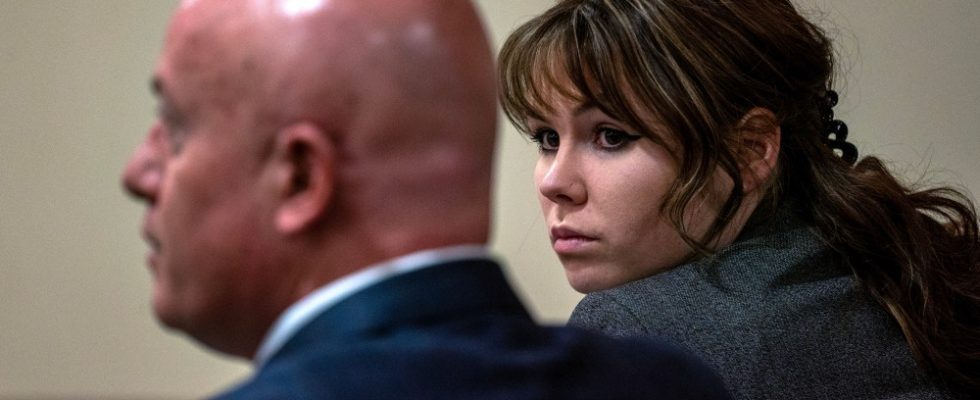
[
  {"xmin": 596, "ymin": 127, "xmax": 641, "ymax": 149},
  {"xmin": 531, "ymin": 129, "xmax": 560, "ymax": 152}
]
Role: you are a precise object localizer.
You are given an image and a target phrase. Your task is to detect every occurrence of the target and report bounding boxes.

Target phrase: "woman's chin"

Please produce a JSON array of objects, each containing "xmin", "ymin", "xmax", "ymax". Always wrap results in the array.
[{"xmin": 563, "ymin": 264, "xmax": 621, "ymax": 294}]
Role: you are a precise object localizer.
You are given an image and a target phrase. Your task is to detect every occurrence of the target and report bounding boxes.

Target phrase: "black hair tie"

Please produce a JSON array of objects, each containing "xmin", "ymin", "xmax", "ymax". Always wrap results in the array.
[{"xmin": 820, "ymin": 90, "xmax": 858, "ymax": 165}]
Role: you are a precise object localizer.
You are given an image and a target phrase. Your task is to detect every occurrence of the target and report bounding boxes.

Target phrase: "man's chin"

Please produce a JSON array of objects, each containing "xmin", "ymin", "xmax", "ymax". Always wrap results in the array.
[
  {"xmin": 150, "ymin": 293, "xmax": 249, "ymax": 357},
  {"xmin": 151, "ymin": 290, "xmax": 189, "ymax": 331}
]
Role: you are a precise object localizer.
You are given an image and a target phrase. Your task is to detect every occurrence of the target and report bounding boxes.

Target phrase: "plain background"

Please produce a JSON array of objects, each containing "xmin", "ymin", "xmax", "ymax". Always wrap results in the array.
[{"xmin": 1, "ymin": 0, "xmax": 978, "ymax": 397}]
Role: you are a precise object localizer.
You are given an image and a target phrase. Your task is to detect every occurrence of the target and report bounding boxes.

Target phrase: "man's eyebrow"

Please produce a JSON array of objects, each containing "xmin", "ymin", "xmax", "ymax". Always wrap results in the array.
[
  {"xmin": 150, "ymin": 77, "xmax": 176, "ymax": 118},
  {"xmin": 150, "ymin": 77, "xmax": 164, "ymax": 98}
]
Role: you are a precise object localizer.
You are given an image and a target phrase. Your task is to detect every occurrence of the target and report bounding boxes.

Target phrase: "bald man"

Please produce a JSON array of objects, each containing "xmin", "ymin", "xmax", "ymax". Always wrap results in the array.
[{"xmin": 121, "ymin": 0, "xmax": 732, "ymax": 398}]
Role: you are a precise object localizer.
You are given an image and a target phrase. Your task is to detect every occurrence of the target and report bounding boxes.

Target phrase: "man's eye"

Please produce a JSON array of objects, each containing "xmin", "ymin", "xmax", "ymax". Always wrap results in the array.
[
  {"xmin": 596, "ymin": 128, "xmax": 640, "ymax": 149},
  {"xmin": 157, "ymin": 117, "xmax": 188, "ymax": 154},
  {"xmin": 530, "ymin": 129, "xmax": 560, "ymax": 152},
  {"xmin": 166, "ymin": 128, "xmax": 187, "ymax": 153},
  {"xmin": 157, "ymin": 110, "xmax": 188, "ymax": 153}
]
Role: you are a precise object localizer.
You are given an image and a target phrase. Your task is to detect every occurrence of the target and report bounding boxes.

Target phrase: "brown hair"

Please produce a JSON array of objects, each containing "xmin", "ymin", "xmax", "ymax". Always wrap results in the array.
[{"xmin": 499, "ymin": 0, "xmax": 980, "ymax": 392}]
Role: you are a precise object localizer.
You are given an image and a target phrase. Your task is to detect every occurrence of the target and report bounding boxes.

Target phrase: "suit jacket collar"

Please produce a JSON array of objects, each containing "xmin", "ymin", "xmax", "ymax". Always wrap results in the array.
[{"xmin": 267, "ymin": 258, "xmax": 529, "ymax": 365}]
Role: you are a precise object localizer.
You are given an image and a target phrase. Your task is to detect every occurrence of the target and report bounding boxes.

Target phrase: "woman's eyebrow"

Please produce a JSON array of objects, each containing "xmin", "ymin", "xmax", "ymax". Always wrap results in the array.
[{"xmin": 573, "ymin": 100, "xmax": 598, "ymax": 116}]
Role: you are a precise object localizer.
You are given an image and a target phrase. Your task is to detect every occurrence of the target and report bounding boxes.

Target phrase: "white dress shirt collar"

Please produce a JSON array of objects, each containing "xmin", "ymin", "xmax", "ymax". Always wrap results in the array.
[{"xmin": 253, "ymin": 244, "xmax": 492, "ymax": 367}]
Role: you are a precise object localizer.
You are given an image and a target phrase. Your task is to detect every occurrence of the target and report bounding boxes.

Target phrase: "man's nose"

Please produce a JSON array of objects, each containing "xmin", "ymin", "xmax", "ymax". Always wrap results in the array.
[
  {"xmin": 537, "ymin": 150, "xmax": 586, "ymax": 206},
  {"xmin": 122, "ymin": 123, "xmax": 164, "ymax": 203}
]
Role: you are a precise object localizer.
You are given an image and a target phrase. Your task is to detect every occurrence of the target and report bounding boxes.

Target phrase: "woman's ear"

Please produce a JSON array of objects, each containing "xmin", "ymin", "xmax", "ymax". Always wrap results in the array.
[
  {"xmin": 266, "ymin": 122, "xmax": 335, "ymax": 234},
  {"xmin": 735, "ymin": 107, "xmax": 780, "ymax": 194}
]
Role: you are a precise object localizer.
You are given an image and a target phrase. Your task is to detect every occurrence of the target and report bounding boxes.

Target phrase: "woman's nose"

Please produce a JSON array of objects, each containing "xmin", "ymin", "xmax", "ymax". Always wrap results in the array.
[{"xmin": 537, "ymin": 150, "xmax": 586, "ymax": 206}]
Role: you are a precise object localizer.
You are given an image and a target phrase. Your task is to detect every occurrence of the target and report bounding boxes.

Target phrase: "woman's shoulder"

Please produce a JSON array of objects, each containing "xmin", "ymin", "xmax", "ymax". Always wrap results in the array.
[
  {"xmin": 567, "ymin": 216, "xmax": 851, "ymax": 348},
  {"xmin": 568, "ymin": 230, "xmax": 957, "ymax": 399}
]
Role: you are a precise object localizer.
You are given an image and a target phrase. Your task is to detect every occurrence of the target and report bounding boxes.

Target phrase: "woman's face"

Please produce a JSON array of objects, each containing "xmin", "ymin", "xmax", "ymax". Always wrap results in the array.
[{"xmin": 529, "ymin": 95, "xmax": 727, "ymax": 293}]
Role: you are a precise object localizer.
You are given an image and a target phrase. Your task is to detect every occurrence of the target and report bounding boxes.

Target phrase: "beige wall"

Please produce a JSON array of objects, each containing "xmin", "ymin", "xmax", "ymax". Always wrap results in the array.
[{"xmin": 1, "ymin": 0, "xmax": 977, "ymax": 397}]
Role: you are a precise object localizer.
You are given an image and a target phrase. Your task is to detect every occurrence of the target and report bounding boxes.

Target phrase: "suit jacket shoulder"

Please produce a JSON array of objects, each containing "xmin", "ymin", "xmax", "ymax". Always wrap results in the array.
[{"xmin": 216, "ymin": 259, "xmax": 732, "ymax": 399}]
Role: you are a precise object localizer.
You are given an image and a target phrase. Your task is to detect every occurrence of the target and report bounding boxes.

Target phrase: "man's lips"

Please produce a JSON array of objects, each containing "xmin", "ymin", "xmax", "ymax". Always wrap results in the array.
[
  {"xmin": 141, "ymin": 220, "xmax": 161, "ymax": 250},
  {"xmin": 140, "ymin": 211, "xmax": 161, "ymax": 248},
  {"xmin": 141, "ymin": 216, "xmax": 161, "ymax": 272},
  {"xmin": 550, "ymin": 226, "xmax": 598, "ymax": 254}
]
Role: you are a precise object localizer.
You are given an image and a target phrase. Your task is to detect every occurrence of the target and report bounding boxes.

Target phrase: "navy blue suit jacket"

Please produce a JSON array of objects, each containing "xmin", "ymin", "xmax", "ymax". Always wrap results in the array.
[{"xmin": 214, "ymin": 259, "xmax": 731, "ymax": 399}]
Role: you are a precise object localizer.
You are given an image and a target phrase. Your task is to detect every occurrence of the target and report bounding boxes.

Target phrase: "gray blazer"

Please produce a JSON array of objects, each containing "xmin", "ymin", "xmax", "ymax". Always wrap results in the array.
[{"xmin": 570, "ymin": 211, "xmax": 958, "ymax": 400}]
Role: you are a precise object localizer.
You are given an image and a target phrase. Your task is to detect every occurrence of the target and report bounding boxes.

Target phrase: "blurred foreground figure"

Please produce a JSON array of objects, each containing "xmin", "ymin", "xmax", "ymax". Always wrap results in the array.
[{"xmin": 121, "ymin": 0, "xmax": 733, "ymax": 398}]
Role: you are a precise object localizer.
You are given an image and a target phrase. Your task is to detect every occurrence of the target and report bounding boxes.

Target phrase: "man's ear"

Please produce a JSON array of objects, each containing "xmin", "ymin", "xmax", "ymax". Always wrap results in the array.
[
  {"xmin": 267, "ymin": 122, "xmax": 335, "ymax": 234},
  {"xmin": 735, "ymin": 107, "xmax": 780, "ymax": 194}
]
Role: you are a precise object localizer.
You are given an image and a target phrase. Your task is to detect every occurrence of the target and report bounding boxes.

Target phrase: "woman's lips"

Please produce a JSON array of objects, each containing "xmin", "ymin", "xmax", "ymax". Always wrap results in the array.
[{"xmin": 550, "ymin": 226, "xmax": 598, "ymax": 254}]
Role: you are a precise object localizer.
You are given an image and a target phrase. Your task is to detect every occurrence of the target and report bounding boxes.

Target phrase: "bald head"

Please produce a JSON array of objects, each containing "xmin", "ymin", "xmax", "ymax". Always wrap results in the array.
[
  {"xmin": 124, "ymin": 0, "xmax": 498, "ymax": 357},
  {"xmin": 262, "ymin": 0, "xmax": 499, "ymax": 259},
  {"xmin": 172, "ymin": 0, "xmax": 497, "ymax": 251}
]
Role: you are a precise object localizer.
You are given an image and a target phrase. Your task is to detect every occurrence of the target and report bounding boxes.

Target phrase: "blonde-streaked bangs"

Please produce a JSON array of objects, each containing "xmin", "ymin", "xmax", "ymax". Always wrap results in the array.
[{"xmin": 497, "ymin": 1, "xmax": 681, "ymax": 146}]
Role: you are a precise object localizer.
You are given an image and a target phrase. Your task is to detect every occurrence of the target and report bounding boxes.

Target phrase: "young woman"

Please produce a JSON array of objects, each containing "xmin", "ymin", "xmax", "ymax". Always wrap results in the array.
[{"xmin": 498, "ymin": 0, "xmax": 979, "ymax": 398}]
